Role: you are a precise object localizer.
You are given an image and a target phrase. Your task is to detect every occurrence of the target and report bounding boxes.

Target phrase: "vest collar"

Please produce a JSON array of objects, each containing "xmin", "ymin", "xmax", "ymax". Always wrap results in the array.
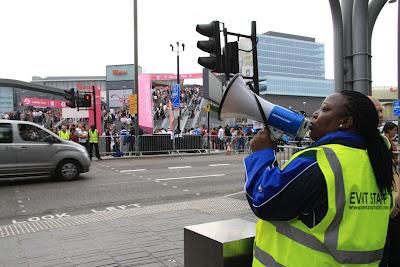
[{"xmin": 310, "ymin": 131, "xmax": 365, "ymax": 149}]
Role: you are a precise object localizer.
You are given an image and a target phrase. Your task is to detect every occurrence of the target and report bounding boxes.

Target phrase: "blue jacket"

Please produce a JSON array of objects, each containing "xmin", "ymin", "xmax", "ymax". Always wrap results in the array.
[{"xmin": 244, "ymin": 131, "xmax": 365, "ymax": 227}]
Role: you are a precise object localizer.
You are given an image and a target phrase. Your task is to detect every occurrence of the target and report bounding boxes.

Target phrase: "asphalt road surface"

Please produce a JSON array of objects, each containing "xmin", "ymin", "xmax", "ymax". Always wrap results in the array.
[{"xmin": 0, "ymin": 153, "xmax": 248, "ymax": 225}]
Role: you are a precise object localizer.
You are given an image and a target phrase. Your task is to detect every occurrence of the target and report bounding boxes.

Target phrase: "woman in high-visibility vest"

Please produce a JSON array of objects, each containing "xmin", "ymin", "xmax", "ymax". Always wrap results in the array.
[
  {"xmin": 88, "ymin": 125, "xmax": 101, "ymax": 160},
  {"xmin": 245, "ymin": 90, "xmax": 393, "ymax": 266}
]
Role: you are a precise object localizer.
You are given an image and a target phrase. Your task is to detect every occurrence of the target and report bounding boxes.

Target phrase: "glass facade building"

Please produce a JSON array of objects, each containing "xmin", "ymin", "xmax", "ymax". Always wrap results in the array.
[{"xmin": 257, "ymin": 31, "xmax": 334, "ymax": 97}]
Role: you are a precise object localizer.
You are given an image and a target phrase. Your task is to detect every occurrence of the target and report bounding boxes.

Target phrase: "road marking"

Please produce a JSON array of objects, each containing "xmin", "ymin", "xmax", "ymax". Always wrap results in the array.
[
  {"xmin": 120, "ymin": 169, "xmax": 146, "ymax": 173},
  {"xmin": 183, "ymin": 189, "xmax": 189, "ymax": 192},
  {"xmin": 223, "ymin": 190, "xmax": 245, "ymax": 198},
  {"xmin": 209, "ymin": 164, "xmax": 231, "ymax": 167},
  {"xmin": 168, "ymin": 166, "xmax": 192, "ymax": 169},
  {"xmin": 156, "ymin": 174, "xmax": 226, "ymax": 181}
]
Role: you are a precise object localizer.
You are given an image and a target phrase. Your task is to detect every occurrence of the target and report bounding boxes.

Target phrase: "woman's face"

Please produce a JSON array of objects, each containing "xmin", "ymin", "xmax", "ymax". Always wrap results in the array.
[
  {"xmin": 310, "ymin": 93, "xmax": 348, "ymax": 141},
  {"xmin": 389, "ymin": 128, "xmax": 398, "ymax": 139}
]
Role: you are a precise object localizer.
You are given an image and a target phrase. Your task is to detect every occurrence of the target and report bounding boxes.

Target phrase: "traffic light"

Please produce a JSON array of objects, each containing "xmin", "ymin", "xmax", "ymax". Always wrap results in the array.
[
  {"xmin": 82, "ymin": 93, "xmax": 92, "ymax": 107},
  {"xmin": 223, "ymin": 41, "xmax": 239, "ymax": 74},
  {"xmin": 196, "ymin": 21, "xmax": 222, "ymax": 73},
  {"xmin": 76, "ymin": 92, "xmax": 92, "ymax": 108},
  {"xmin": 64, "ymin": 88, "xmax": 76, "ymax": 108}
]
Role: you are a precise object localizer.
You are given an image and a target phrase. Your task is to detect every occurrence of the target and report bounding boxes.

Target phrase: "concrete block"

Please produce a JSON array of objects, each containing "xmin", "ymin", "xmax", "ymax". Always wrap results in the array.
[{"xmin": 184, "ymin": 218, "xmax": 255, "ymax": 267}]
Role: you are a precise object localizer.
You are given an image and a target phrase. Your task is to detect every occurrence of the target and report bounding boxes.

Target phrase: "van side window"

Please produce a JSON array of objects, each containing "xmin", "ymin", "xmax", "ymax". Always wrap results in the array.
[
  {"xmin": 18, "ymin": 124, "xmax": 51, "ymax": 142},
  {"xmin": 0, "ymin": 123, "xmax": 12, "ymax": 143}
]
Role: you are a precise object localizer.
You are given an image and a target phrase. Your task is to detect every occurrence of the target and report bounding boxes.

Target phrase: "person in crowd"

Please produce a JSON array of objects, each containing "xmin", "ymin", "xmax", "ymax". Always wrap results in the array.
[
  {"xmin": 88, "ymin": 125, "xmax": 101, "ymax": 160},
  {"xmin": 69, "ymin": 128, "xmax": 79, "ymax": 143},
  {"xmin": 245, "ymin": 90, "xmax": 393, "ymax": 266},
  {"xmin": 382, "ymin": 121, "xmax": 398, "ymax": 158},
  {"xmin": 379, "ymin": 121, "xmax": 400, "ymax": 266},
  {"xmin": 58, "ymin": 125, "xmax": 70, "ymax": 140},
  {"xmin": 217, "ymin": 126, "xmax": 225, "ymax": 150},
  {"xmin": 104, "ymin": 126, "xmax": 112, "ymax": 156},
  {"xmin": 78, "ymin": 125, "xmax": 88, "ymax": 151},
  {"xmin": 368, "ymin": 96, "xmax": 385, "ymax": 128}
]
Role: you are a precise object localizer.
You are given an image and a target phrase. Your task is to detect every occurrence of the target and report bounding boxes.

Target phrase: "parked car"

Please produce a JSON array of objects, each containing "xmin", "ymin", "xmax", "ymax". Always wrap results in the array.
[{"xmin": 0, "ymin": 120, "xmax": 90, "ymax": 180}]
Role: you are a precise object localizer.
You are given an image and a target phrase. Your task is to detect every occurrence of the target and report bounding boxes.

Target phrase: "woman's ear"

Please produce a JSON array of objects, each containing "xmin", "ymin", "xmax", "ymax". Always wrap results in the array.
[{"xmin": 340, "ymin": 116, "xmax": 354, "ymax": 130}]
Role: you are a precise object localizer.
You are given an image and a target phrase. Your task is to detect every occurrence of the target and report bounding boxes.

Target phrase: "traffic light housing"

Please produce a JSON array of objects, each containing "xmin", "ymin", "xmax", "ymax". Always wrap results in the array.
[
  {"xmin": 76, "ymin": 92, "xmax": 92, "ymax": 108},
  {"xmin": 223, "ymin": 41, "xmax": 239, "ymax": 74},
  {"xmin": 196, "ymin": 21, "xmax": 222, "ymax": 73},
  {"xmin": 64, "ymin": 88, "xmax": 76, "ymax": 108}
]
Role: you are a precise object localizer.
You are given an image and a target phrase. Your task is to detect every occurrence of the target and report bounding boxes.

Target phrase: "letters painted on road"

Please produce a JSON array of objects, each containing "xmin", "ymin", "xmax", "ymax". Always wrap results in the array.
[
  {"xmin": 12, "ymin": 213, "xmax": 70, "ymax": 224},
  {"xmin": 91, "ymin": 203, "xmax": 140, "ymax": 213}
]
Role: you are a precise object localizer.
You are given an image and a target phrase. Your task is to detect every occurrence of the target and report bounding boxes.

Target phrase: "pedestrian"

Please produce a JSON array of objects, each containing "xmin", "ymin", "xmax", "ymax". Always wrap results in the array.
[
  {"xmin": 382, "ymin": 121, "xmax": 398, "ymax": 159},
  {"xmin": 58, "ymin": 125, "xmax": 70, "ymax": 140},
  {"xmin": 69, "ymin": 128, "xmax": 79, "ymax": 143},
  {"xmin": 246, "ymin": 90, "xmax": 393, "ymax": 266},
  {"xmin": 78, "ymin": 125, "xmax": 89, "ymax": 151},
  {"xmin": 88, "ymin": 125, "xmax": 101, "ymax": 160}
]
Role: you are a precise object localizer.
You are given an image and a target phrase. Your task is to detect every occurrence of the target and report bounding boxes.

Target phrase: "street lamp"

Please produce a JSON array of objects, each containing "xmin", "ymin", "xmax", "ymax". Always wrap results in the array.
[
  {"xmin": 170, "ymin": 42, "xmax": 185, "ymax": 134},
  {"xmin": 389, "ymin": 0, "xmax": 399, "ymax": 133}
]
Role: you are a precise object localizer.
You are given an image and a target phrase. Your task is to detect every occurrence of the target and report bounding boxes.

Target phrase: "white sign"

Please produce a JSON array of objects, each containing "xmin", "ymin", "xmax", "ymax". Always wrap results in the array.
[
  {"xmin": 62, "ymin": 108, "xmax": 89, "ymax": 119},
  {"xmin": 0, "ymin": 87, "xmax": 14, "ymax": 117},
  {"xmin": 108, "ymin": 89, "xmax": 133, "ymax": 108}
]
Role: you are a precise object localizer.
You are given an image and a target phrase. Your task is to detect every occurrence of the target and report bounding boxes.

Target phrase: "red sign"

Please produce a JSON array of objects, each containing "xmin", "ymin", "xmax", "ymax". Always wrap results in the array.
[
  {"xmin": 112, "ymin": 70, "xmax": 128, "ymax": 76},
  {"xmin": 149, "ymin": 73, "xmax": 202, "ymax": 81},
  {"xmin": 22, "ymin": 97, "xmax": 67, "ymax": 108},
  {"xmin": 76, "ymin": 82, "xmax": 95, "ymax": 91}
]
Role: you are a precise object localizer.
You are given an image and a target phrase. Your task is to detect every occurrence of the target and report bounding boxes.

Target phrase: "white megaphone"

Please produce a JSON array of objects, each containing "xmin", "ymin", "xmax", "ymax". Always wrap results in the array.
[{"xmin": 218, "ymin": 74, "xmax": 310, "ymax": 140}]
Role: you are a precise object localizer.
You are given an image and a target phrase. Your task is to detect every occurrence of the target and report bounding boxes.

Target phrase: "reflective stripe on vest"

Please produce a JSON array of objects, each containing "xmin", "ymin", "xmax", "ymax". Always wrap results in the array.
[
  {"xmin": 254, "ymin": 146, "xmax": 389, "ymax": 266},
  {"xmin": 89, "ymin": 129, "xmax": 98, "ymax": 143}
]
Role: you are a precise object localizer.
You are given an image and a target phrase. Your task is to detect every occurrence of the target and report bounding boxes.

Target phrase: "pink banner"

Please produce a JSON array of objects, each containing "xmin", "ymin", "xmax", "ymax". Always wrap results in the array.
[
  {"xmin": 168, "ymin": 99, "xmax": 173, "ymax": 130},
  {"xmin": 88, "ymin": 86, "xmax": 103, "ymax": 135},
  {"xmin": 149, "ymin": 73, "xmax": 202, "ymax": 81},
  {"xmin": 22, "ymin": 97, "xmax": 67, "ymax": 108},
  {"xmin": 138, "ymin": 74, "xmax": 153, "ymax": 134}
]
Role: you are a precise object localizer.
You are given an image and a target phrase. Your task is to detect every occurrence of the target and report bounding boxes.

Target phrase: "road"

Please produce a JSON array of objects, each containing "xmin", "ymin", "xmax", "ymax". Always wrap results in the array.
[{"xmin": 0, "ymin": 153, "xmax": 247, "ymax": 225}]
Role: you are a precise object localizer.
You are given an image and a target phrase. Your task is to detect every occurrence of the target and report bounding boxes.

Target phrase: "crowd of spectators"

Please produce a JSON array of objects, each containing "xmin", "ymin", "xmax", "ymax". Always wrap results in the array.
[
  {"xmin": 152, "ymin": 85, "xmax": 202, "ymax": 121},
  {"xmin": 2, "ymin": 109, "xmax": 63, "ymax": 130}
]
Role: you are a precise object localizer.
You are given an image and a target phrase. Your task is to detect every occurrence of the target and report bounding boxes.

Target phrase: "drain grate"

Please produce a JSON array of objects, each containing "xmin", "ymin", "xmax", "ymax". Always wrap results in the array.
[{"xmin": 0, "ymin": 197, "xmax": 250, "ymax": 238}]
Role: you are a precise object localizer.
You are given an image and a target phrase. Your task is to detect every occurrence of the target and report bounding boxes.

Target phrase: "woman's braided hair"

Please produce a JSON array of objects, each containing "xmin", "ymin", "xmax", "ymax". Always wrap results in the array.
[{"xmin": 340, "ymin": 90, "xmax": 393, "ymax": 194}]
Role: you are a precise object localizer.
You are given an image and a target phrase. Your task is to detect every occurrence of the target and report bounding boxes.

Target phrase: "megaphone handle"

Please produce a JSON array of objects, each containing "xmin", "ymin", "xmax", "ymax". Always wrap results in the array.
[{"xmin": 253, "ymin": 94, "xmax": 269, "ymax": 127}]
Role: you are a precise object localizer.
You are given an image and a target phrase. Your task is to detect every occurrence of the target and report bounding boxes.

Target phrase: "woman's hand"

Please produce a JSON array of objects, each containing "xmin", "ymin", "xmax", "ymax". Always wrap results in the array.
[{"xmin": 250, "ymin": 127, "xmax": 274, "ymax": 152}]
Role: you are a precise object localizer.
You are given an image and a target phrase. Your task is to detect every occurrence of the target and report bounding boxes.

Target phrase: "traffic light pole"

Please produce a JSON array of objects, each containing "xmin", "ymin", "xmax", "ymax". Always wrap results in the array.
[
  {"xmin": 251, "ymin": 21, "xmax": 259, "ymax": 95},
  {"xmin": 92, "ymin": 86, "xmax": 97, "ymax": 131},
  {"xmin": 134, "ymin": 0, "xmax": 140, "ymax": 156},
  {"xmin": 223, "ymin": 25, "xmax": 230, "ymax": 83}
]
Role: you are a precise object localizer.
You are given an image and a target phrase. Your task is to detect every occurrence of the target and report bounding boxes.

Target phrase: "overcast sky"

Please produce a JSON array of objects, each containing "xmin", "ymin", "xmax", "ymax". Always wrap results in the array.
[{"xmin": 0, "ymin": 0, "xmax": 397, "ymax": 86}]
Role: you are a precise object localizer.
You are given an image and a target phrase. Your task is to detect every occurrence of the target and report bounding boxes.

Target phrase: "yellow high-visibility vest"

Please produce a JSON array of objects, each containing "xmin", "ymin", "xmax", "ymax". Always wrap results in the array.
[
  {"xmin": 253, "ymin": 144, "xmax": 392, "ymax": 267},
  {"xmin": 89, "ymin": 129, "xmax": 99, "ymax": 143},
  {"xmin": 58, "ymin": 131, "xmax": 70, "ymax": 140}
]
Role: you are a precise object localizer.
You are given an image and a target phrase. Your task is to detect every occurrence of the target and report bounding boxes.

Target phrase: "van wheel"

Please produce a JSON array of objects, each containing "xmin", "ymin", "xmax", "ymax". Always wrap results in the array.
[{"xmin": 56, "ymin": 160, "xmax": 80, "ymax": 181}]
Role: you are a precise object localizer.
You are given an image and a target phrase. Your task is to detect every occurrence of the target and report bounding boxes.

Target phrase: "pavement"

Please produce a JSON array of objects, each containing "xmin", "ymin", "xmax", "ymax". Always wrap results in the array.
[{"xmin": 0, "ymin": 194, "xmax": 256, "ymax": 267}]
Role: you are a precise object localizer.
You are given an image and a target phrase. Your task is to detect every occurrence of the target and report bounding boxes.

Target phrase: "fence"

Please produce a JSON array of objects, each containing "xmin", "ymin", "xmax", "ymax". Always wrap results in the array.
[{"xmin": 92, "ymin": 134, "xmax": 310, "ymax": 158}]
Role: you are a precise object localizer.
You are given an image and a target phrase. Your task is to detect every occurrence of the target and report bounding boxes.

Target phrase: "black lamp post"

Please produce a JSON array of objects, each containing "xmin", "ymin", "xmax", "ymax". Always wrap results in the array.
[
  {"xmin": 389, "ymin": 0, "xmax": 399, "ymax": 134},
  {"xmin": 170, "ymin": 42, "xmax": 185, "ymax": 134}
]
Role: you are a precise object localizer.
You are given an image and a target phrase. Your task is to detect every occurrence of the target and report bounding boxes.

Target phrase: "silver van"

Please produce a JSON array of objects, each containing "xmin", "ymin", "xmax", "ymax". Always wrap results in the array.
[{"xmin": 0, "ymin": 120, "xmax": 90, "ymax": 180}]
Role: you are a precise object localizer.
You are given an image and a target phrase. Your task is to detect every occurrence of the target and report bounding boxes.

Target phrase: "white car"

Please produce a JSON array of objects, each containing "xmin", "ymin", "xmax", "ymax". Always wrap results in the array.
[{"xmin": 0, "ymin": 120, "xmax": 90, "ymax": 180}]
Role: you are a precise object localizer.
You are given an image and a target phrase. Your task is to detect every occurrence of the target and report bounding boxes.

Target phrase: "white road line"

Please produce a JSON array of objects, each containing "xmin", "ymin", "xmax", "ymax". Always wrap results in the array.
[
  {"xmin": 209, "ymin": 164, "xmax": 231, "ymax": 167},
  {"xmin": 120, "ymin": 169, "xmax": 146, "ymax": 173},
  {"xmin": 223, "ymin": 190, "xmax": 245, "ymax": 198},
  {"xmin": 168, "ymin": 166, "xmax": 192, "ymax": 169},
  {"xmin": 156, "ymin": 174, "xmax": 226, "ymax": 181}
]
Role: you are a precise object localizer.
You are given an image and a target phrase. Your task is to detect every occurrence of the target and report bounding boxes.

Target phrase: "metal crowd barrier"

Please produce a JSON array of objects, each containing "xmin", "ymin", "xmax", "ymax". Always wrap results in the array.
[{"xmin": 94, "ymin": 134, "xmax": 310, "ymax": 158}]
